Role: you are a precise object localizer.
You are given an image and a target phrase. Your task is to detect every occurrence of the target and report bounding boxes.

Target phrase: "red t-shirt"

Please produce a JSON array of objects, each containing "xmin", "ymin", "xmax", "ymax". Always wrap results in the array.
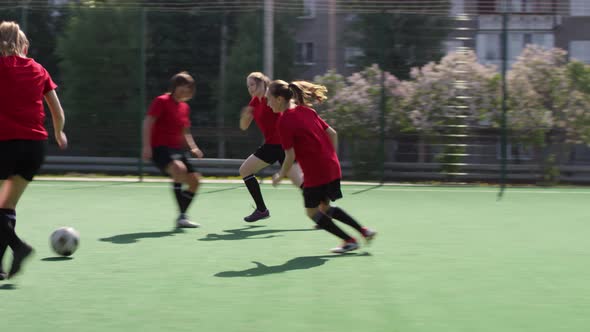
[
  {"xmin": 249, "ymin": 96, "xmax": 281, "ymax": 144},
  {"xmin": 278, "ymin": 105, "xmax": 341, "ymax": 188},
  {"xmin": 147, "ymin": 94, "xmax": 190, "ymax": 149},
  {"xmin": 0, "ymin": 55, "xmax": 57, "ymax": 141}
]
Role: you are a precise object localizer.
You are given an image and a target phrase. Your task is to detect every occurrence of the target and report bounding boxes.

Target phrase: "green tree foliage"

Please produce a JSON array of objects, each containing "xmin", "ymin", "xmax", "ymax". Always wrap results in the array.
[
  {"xmin": 346, "ymin": 5, "xmax": 452, "ymax": 79},
  {"xmin": 145, "ymin": 8, "xmax": 222, "ymax": 127},
  {"xmin": 56, "ymin": 3, "xmax": 142, "ymax": 156}
]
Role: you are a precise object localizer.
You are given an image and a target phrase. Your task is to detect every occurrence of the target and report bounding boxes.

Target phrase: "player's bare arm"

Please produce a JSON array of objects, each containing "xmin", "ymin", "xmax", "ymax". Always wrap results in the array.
[
  {"xmin": 325, "ymin": 126, "xmax": 338, "ymax": 155},
  {"xmin": 239, "ymin": 106, "xmax": 254, "ymax": 130},
  {"xmin": 44, "ymin": 90, "xmax": 68, "ymax": 150},
  {"xmin": 272, "ymin": 148, "xmax": 295, "ymax": 186},
  {"xmin": 141, "ymin": 115, "xmax": 156, "ymax": 160},
  {"xmin": 184, "ymin": 128, "xmax": 203, "ymax": 158}
]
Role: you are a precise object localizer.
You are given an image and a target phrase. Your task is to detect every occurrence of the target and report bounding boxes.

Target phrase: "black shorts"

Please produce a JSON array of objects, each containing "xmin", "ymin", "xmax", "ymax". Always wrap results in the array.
[
  {"xmin": 0, "ymin": 140, "xmax": 46, "ymax": 182},
  {"xmin": 151, "ymin": 146, "xmax": 195, "ymax": 175},
  {"xmin": 254, "ymin": 144, "xmax": 285, "ymax": 165},
  {"xmin": 303, "ymin": 179, "xmax": 343, "ymax": 208}
]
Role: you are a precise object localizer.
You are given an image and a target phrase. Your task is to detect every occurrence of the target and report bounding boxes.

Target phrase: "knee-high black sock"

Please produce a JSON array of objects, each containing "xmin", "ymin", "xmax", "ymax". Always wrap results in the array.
[
  {"xmin": 0, "ymin": 209, "xmax": 15, "ymax": 271},
  {"xmin": 243, "ymin": 175, "xmax": 267, "ymax": 212},
  {"xmin": 0, "ymin": 209, "xmax": 22, "ymax": 250},
  {"xmin": 173, "ymin": 183, "xmax": 183, "ymax": 213},
  {"xmin": 313, "ymin": 212, "xmax": 352, "ymax": 241},
  {"xmin": 180, "ymin": 190, "xmax": 195, "ymax": 214},
  {"xmin": 327, "ymin": 207, "xmax": 363, "ymax": 233}
]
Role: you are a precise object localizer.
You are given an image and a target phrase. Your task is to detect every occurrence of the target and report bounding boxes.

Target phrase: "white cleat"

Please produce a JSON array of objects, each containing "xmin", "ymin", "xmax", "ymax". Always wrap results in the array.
[{"xmin": 176, "ymin": 214, "xmax": 200, "ymax": 228}]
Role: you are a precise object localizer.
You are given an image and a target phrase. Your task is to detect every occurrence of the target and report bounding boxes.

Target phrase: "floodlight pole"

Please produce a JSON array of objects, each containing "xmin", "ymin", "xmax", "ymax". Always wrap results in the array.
[
  {"xmin": 138, "ymin": 8, "xmax": 147, "ymax": 182},
  {"xmin": 264, "ymin": 0, "xmax": 274, "ymax": 78},
  {"xmin": 498, "ymin": 1, "xmax": 509, "ymax": 198},
  {"xmin": 20, "ymin": 0, "xmax": 30, "ymax": 33}
]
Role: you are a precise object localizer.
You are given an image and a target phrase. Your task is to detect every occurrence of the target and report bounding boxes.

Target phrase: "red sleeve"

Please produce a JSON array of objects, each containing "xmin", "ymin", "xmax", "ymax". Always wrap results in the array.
[
  {"xmin": 147, "ymin": 97, "xmax": 163, "ymax": 118},
  {"xmin": 278, "ymin": 116, "xmax": 294, "ymax": 150},
  {"xmin": 312, "ymin": 107, "xmax": 329, "ymax": 130},
  {"xmin": 248, "ymin": 96, "xmax": 259, "ymax": 108},
  {"xmin": 43, "ymin": 69, "xmax": 57, "ymax": 94}
]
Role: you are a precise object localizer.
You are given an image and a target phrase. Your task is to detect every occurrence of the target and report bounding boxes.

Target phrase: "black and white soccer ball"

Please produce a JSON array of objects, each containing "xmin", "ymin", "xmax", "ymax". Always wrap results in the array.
[{"xmin": 50, "ymin": 227, "xmax": 80, "ymax": 256}]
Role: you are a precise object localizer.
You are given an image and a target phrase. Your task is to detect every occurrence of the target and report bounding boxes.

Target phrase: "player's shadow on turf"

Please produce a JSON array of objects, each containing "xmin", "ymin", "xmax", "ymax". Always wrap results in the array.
[
  {"xmin": 215, "ymin": 252, "xmax": 370, "ymax": 277},
  {"xmin": 99, "ymin": 228, "xmax": 184, "ymax": 244},
  {"xmin": 0, "ymin": 283, "xmax": 16, "ymax": 290},
  {"xmin": 199, "ymin": 225, "xmax": 316, "ymax": 242}
]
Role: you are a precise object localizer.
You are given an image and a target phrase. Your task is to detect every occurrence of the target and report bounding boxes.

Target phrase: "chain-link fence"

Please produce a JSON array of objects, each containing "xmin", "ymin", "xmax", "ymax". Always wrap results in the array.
[{"xmin": 2, "ymin": 0, "xmax": 589, "ymax": 184}]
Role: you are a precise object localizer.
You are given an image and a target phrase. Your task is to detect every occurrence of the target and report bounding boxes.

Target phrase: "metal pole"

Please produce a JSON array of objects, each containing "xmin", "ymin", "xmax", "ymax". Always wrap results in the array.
[
  {"xmin": 378, "ymin": 11, "xmax": 387, "ymax": 183},
  {"xmin": 498, "ymin": 2, "xmax": 509, "ymax": 198},
  {"xmin": 217, "ymin": 10, "xmax": 228, "ymax": 158},
  {"xmin": 138, "ymin": 8, "xmax": 147, "ymax": 181},
  {"xmin": 263, "ymin": 0, "xmax": 274, "ymax": 78},
  {"xmin": 20, "ymin": 1, "xmax": 29, "ymax": 33}
]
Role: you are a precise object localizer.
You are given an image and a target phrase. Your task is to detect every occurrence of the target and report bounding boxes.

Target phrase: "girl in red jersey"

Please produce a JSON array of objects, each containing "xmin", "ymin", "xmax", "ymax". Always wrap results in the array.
[
  {"xmin": 0, "ymin": 22, "xmax": 68, "ymax": 279},
  {"xmin": 142, "ymin": 72, "xmax": 203, "ymax": 228},
  {"xmin": 268, "ymin": 80, "xmax": 376, "ymax": 253},
  {"xmin": 238, "ymin": 72, "xmax": 303, "ymax": 222}
]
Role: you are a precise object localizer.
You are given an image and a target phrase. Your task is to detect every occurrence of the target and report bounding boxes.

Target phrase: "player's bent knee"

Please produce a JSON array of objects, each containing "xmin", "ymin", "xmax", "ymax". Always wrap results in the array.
[{"xmin": 239, "ymin": 164, "xmax": 253, "ymax": 178}]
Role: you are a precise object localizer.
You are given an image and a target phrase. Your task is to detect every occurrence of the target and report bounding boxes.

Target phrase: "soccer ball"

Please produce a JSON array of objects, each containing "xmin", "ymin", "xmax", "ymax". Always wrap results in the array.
[{"xmin": 50, "ymin": 227, "xmax": 80, "ymax": 256}]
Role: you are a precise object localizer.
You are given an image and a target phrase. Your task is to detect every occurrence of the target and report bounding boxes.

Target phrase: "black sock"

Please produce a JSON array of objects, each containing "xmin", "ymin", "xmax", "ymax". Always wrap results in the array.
[
  {"xmin": 0, "ymin": 209, "xmax": 15, "ymax": 272},
  {"xmin": 313, "ymin": 212, "xmax": 352, "ymax": 241},
  {"xmin": 327, "ymin": 207, "xmax": 364, "ymax": 233},
  {"xmin": 0, "ymin": 209, "xmax": 22, "ymax": 250},
  {"xmin": 243, "ymin": 175, "xmax": 267, "ymax": 212},
  {"xmin": 173, "ymin": 183, "xmax": 183, "ymax": 212},
  {"xmin": 180, "ymin": 190, "xmax": 195, "ymax": 214}
]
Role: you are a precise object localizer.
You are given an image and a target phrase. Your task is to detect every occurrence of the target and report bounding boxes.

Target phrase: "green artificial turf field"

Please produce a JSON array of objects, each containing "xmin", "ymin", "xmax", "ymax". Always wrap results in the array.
[{"xmin": 2, "ymin": 181, "xmax": 590, "ymax": 332}]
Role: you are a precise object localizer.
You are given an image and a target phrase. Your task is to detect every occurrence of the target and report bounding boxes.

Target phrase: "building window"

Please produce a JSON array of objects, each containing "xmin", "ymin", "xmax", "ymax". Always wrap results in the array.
[
  {"xmin": 571, "ymin": 0, "xmax": 590, "ymax": 16},
  {"xmin": 344, "ymin": 47, "xmax": 364, "ymax": 67},
  {"xmin": 296, "ymin": 42, "xmax": 314, "ymax": 65},
  {"xmin": 298, "ymin": 0, "xmax": 316, "ymax": 19},
  {"xmin": 570, "ymin": 41, "xmax": 590, "ymax": 63},
  {"xmin": 496, "ymin": 0, "xmax": 549, "ymax": 13},
  {"xmin": 477, "ymin": 32, "xmax": 553, "ymax": 66},
  {"xmin": 451, "ymin": 0, "xmax": 465, "ymax": 16},
  {"xmin": 477, "ymin": 33, "xmax": 501, "ymax": 62}
]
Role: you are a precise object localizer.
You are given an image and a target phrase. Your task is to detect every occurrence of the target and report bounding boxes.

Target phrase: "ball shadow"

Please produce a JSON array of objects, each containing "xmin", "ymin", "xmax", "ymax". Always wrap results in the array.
[{"xmin": 41, "ymin": 256, "xmax": 74, "ymax": 261}]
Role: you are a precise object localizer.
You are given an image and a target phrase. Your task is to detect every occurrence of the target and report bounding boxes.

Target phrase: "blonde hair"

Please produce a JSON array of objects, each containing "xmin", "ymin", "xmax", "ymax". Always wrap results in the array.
[
  {"xmin": 268, "ymin": 80, "xmax": 328, "ymax": 106},
  {"xmin": 247, "ymin": 72, "xmax": 270, "ymax": 91},
  {"xmin": 0, "ymin": 21, "xmax": 29, "ymax": 57}
]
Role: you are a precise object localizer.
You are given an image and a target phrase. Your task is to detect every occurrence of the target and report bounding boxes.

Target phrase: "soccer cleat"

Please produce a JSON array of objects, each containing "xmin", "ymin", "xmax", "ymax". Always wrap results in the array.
[
  {"xmin": 8, "ymin": 242, "xmax": 34, "ymax": 279},
  {"xmin": 176, "ymin": 214, "xmax": 200, "ymax": 228},
  {"xmin": 361, "ymin": 227, "xmax": 377, "ymax": 244},
  {"xmin": 243, "ymin": 209, "xmax": 270, "ymax": 223},
  {"xmin": 330, "ymin": 238, "xmax": 359, "ymax": 254},
  {"xmin": 0, "ymin": 270, "xmax": 7, "ymax": 281}
]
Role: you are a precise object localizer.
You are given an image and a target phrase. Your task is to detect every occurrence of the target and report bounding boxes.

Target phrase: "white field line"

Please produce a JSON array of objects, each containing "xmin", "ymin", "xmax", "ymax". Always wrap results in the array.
[{"xmin": 30, "ymin": 180, "xmax": 590, "ymax": 195}]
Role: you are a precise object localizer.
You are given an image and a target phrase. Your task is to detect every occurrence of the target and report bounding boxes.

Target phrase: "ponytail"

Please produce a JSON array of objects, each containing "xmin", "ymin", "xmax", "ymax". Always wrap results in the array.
[{"xmin": 289, "ymin": 81, "xmax": 328, "ymax": 106}]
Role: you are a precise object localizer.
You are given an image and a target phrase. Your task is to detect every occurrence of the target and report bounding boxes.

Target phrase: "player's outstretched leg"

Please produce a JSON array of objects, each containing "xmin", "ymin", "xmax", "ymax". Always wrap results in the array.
[
  {"xmin": 310, "ymin": 210, "xmax": 358, "ymax": 253},
  {"xmin": 0, "ymin": 217, "xmax": 15, "ymax": 280},
  {"xmin": 167, "ymin": 161, "xmax": 200, "ymax": 228},
  {"xmin": 0, "ymin": 211, "xmax": 33, "ymax": 279},
  {"xmin": 240, "ymin": 155, "xmax": 271, "ymax": 223},
  {"xmin": 327, "ymin": 207, "xmax": 376, "ymax": 244}
]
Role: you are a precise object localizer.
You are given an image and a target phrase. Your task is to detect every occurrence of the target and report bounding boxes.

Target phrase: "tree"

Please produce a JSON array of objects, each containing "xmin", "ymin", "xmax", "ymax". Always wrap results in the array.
[
  {"xmin": 316, "ymin": 64, "xmax": 410, "ymax": 138},
  {"xmin": 315, "ymin": 65, "xmax": 410, "ymax": 178},
  {"xmin": 56, "ymin": 3, "xmax": 142, "ymax": 156},
  {"xmin": 506, "ymin": 45, "xmax": 590, "ymax": 183},
  {"xmin": 404, "ymin": 50, "xmax": 500, "ymax": 167},
  {"xmin": 346, "ymin": 5, "xmax": 452, "ymax": 79}
]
